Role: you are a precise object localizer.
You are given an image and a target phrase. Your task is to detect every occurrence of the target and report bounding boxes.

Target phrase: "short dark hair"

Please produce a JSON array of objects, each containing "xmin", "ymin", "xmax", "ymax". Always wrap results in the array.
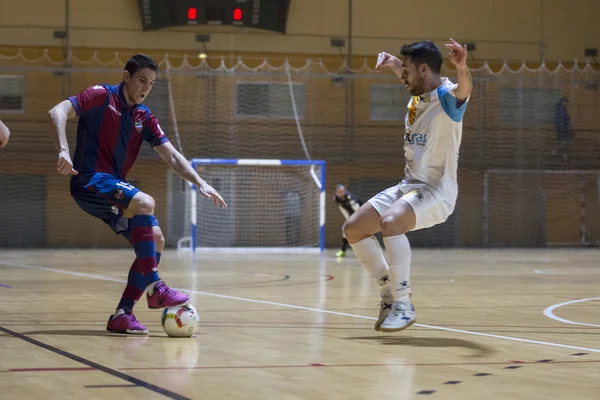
[
  {"xmin": 124, "ymin": 53, "xmax": 159, "ymax": 77},
  {"xmin": 336, "ymin": 183, "xmax": 346, "ymax": 189},
  {"xmin": 400, "ymin": 41, "xmax": 443, "ymax": 75}
]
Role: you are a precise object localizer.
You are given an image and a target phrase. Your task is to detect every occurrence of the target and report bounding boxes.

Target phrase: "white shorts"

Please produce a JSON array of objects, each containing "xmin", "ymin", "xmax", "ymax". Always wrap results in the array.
[{"xmin": 368, "ymin": 182, "xmax": 454, "ymax": 231}]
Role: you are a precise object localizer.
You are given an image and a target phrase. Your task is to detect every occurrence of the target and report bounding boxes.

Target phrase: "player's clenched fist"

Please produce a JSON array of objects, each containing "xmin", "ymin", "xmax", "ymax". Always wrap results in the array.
[
  {"xmin": 375, "ymin": 52, "xmax": 403, "ymax": 71},
  {"xmin": 57, "ymin": 150, "xmax": 78, "ymax": 176},
  {"xmin": 0, "ymin": 119, "xmax": 10, "ymax": 148}
]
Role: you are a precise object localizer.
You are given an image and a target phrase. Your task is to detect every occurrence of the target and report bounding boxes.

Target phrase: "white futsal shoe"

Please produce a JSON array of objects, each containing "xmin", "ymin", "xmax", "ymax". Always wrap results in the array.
[
  {"xmin": 379, "ymin": 300, "xmax": 417, "ymax": 332},
  {"xmin": 374, "ymin": 291, "xmax": 394, "ymax": 331}
]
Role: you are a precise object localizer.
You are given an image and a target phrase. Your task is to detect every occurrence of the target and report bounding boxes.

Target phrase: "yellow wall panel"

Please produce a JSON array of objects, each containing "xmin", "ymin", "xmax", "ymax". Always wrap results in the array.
[{"xmin": 0, "ymin": 0, "xmax": 598, "ymax": 61}]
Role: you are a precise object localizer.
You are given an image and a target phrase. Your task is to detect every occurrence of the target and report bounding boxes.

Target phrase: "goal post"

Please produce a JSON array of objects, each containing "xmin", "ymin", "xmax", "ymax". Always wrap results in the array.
[
  {"xmin": 482, "ymin": 169, "xmax": 600, "ymax": 246},
  {"xmin": 173, "ymin": 158, "xmax": 326, "ymax": 253}
]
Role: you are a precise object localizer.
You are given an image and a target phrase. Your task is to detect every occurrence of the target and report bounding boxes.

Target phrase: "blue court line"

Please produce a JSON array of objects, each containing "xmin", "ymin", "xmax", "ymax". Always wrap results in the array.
[{"xmin": 0, "ymin": 283, "xmax": 10, "ymax": 288}]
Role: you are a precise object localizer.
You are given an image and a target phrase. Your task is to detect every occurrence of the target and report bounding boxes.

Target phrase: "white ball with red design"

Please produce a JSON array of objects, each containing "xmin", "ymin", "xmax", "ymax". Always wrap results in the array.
[{"xmin": 161, "ymin": 304, "xmax": 200, "ymax": 337}]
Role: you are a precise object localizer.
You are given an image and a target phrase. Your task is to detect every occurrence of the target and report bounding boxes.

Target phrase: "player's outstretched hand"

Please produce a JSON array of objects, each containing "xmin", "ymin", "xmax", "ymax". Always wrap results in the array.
[
  {"xmin": 445, "ymin": 38, "xmax": 468, "ymax": 68},
  {"xmin": 375, "ymin": 52, "xmax": 403, "ymax": 72},
  {"xmin": 56, "ymin": 150, "xmax": 78, "ymax": 176},
  {"xmin": 198, "ymin": 181, "xmax": 227, "ymax": 208}
]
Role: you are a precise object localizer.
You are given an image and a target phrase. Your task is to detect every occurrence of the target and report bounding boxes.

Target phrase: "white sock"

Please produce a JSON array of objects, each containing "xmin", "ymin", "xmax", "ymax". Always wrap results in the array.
[
  {"xmin": 146, "ymin": 281, "xmax": 160, "ymax": 296},
  {"xmin": 383, "ymin": 234, "xmax": 412, "ymax": 301},
  {"xmin": 146, "ymin": 280, "xmax": 161, "ymax": 295},
  {"xmin": 112, "ymin": 308, "xmax": 125, "ymax": 319},
  {"xmin": 349, "ymin": 236, "xmax": 390, "ymax": 289}
]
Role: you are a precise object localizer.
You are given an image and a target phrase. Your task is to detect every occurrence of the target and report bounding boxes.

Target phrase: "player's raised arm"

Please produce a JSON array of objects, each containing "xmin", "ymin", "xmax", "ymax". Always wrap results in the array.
[
  {"xmin": 153, "ymin": 142, "xmax": 228, "ymax": 209},
  {"xmin": 142, "ymin": 112, "xmax": 226, "ymax": 208},
  {"xmin": 375, "ymin": 51, "xmax": 406, "ymax": 82},
  {"xmin": 445, "ymin": 38, "xmax": 472, "ymax": 102},
  {"xmin": 48, "ymin": 99, "xmax": 78, "ymax": 175},
  {"xmin": 0, "ymin": 119, "xmax": 10, "ymax": 148}
]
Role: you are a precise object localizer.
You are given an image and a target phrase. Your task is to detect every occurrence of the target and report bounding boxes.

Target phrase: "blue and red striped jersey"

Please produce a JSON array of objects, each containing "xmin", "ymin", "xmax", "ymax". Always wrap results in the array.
[{"xmin": 68, "ymin": 83, "xmax": 169, "ymax": 180}]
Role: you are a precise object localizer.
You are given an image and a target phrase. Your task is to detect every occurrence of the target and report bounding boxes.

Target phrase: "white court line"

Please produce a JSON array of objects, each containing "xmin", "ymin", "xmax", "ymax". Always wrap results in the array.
[
  {"xmin": 2, "ymin": 260, "xmax": 600, "ymax": 354},
  {"xmin": 543, "ymin": 297, "xmax": 600, "ymax": 328}
]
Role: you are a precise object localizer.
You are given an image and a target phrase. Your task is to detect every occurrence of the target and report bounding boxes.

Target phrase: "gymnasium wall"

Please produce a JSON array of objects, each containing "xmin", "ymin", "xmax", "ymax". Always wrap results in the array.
[
  {"xmin": 1, "ymin": 1, "xmax": 600, "ymax": 248},
  {"xmin": 0, "ymin": 0, "xmax": 599, "ymax": 62},
  {"xmin": 1, "ymin": 56, "xmax": 599, "ymax": 248}
]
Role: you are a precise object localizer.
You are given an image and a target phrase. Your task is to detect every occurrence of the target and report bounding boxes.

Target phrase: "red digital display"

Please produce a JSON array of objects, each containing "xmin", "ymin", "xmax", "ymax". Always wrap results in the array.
[
  {"xmin": 188, "ymin": 8, "xmax": 197, "ymax": 20},
  {"xmin": 233, "ymin": 8, "xmax": 242, "ymax": 21}
]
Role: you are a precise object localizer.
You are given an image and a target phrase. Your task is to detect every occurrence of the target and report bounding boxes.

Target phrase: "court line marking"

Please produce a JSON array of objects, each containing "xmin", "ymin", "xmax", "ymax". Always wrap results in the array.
[
  {"xmin": 4, "ymin": 359, "xmax": 600, "ymax": 373},
  {"xmin": 85, "ymin": 384, "xmax": 139, "ymax": 388},
  {"xmin": 0, "ymin": 283, "xmax": 11, "ymax": 288},
  {"xmin": 0, "ymin": 325, "xmax": 191, "ymax": 400},
  {"xmin": 543, "ymin": 297, "xmax": 600, "ymax": 328},
  {"xmin": 3, "ymin": 260, "xmax": 600, "ymax": 354}
]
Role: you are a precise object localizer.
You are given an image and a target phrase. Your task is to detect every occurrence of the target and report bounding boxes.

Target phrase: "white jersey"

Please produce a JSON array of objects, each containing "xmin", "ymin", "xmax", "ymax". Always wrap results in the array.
[{"xmin": 403, "ymin": 77, "xmax": 468, "ymax": 207}]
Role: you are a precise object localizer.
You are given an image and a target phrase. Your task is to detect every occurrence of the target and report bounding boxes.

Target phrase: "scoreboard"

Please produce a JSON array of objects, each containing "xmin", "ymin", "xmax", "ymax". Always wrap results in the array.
[{"xmin": 139, "ymin": 0, "xmax": 291, "ymax": 33}]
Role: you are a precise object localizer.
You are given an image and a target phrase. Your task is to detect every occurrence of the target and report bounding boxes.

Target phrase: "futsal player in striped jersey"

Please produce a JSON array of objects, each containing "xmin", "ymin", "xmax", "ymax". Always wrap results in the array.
[
  {"xmin": 343, "ymin": 39, "xmax": 472, "ymax": 332},
  {"xmin": 48, "ymin": 54, "xmax": 227, "ymax": 334}
]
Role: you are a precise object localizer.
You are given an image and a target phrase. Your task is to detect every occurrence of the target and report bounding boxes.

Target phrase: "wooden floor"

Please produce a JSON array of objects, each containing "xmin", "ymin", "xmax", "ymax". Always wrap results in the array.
[{"xmin": 0, "ymin": 248, "xmax": 599, "ymax": 400}]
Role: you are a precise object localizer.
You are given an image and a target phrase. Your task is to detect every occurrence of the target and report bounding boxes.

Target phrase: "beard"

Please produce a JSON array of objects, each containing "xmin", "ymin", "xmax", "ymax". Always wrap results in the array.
[{"xmin": 407, "ymin": 78, "xmax": 426, "ymax": 96}]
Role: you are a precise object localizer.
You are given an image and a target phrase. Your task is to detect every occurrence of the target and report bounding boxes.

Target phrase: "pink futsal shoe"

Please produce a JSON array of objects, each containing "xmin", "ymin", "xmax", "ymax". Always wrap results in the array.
[
  {"xmin": 106, "ymin": 312, "xmax": 148, "ymax": 335},
  {"xmin": 147, "ymin": 281, "xmax": 190, "ymax": 309}
]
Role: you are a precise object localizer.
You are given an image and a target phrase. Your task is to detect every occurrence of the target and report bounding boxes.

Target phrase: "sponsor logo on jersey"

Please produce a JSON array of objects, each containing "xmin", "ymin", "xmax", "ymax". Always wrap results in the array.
[{"xmin": 405, "ymin": 132, "xmax": 427, "ymax": 146}]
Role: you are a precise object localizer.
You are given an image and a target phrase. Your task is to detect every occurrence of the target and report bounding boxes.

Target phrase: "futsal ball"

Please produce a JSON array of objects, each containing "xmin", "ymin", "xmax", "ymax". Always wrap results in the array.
[{"xmin": 161, "ymin": 304, "xmax": 200, "ymax": 337}]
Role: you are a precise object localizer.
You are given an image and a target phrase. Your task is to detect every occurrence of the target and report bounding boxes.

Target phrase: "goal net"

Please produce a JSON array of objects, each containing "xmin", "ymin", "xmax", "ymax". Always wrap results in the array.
[
  {"xmin": 167, "ymin": 159, "xmax": 325, "ymax": 252},
  {"xmin": 1, "ymin": 50, "xmax": 600, "ymax": 250},
  {"xmin": 483, "ymin": 169, "xmax": 600, "ymax": 246}
]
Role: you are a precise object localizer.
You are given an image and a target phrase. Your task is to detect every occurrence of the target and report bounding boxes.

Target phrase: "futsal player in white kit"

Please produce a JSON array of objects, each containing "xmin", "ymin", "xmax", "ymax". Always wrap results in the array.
[{"xmin": 343, "ymin": 39, "xmax": 472, "ymax": 332}]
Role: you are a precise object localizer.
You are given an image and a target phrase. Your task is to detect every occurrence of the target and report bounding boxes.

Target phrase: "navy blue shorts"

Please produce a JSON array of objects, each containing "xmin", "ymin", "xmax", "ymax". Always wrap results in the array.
[{"xmin": 71, "ymin": 172, "xmax": 147, "ymax": 236}]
